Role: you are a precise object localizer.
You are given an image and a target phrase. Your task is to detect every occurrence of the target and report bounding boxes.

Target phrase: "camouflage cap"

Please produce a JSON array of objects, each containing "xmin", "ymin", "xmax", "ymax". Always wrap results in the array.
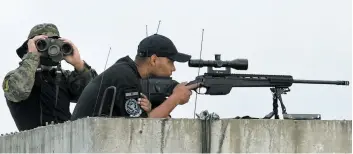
[{"xmin": 27, "ymin": 23, "xmax": 60, "ymax": 39}]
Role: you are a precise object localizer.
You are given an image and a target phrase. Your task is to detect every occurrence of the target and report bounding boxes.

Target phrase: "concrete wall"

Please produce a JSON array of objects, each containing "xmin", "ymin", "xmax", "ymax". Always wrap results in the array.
[{"xmin": 0, "ymin": 117, "xmax": 351, "ymax": 153}]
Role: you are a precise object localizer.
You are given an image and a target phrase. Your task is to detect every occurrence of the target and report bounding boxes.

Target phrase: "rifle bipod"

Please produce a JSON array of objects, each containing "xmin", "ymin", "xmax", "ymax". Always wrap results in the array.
[{"xmin": 263, "ymin": 87, "xmax": 321, "ymax": 120}]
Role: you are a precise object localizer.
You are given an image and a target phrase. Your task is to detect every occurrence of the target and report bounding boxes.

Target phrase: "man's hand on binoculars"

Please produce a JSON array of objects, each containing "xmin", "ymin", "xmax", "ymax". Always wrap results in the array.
[
  {"xmin": 59, "ymin": 38, "xmax": 84, "ymax": 71},
  {"xmin": 27, "ymin": 35, "xmax": 47, "ymax": 55}
]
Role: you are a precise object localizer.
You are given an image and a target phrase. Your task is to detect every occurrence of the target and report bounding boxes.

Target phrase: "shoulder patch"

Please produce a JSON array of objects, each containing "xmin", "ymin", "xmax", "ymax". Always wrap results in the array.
[
  {"xmin": 124, "ymin": 89, "xmax": 142, "ymax": 117},
  {"xmin": 2, "ymin": 79, "xmax": 9, "ymax": 92},
  {"xmin": 2, "ymin": 70, "xmax": 16, "ymax": 92}
]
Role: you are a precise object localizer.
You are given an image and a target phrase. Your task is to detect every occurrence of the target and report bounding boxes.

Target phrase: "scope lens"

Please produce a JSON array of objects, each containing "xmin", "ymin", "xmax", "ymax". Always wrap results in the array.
[
  {"xmin": 61, "ymin": 43, "xmax": 73, "ymax": 55},
  {"xmin": 36, "ymin": 40, "xmax": 48, "ymax": 51}
]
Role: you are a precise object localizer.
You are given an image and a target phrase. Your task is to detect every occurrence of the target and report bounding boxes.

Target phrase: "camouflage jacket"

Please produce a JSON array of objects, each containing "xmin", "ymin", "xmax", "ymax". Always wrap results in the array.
[{"xmin": 2, "ymin": 52, "xmax": 98, "ymax": 103}]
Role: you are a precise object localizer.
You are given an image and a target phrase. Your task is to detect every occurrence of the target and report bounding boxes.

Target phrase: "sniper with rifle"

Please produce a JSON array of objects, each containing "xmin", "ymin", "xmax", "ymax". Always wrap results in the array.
[
  {"xmin": 140, "ymin": 54, "xmax": 350, "ymax": 120},
  {"xmin": 29, "ymin": 34, "xmax": 349, "ymax": 121}
]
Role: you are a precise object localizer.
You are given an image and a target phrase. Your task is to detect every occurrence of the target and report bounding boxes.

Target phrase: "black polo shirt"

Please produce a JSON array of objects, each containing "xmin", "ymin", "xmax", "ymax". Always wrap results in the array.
[{"xmin": 71, "ymin": 56, "xmax": 148, "ymax": 120}]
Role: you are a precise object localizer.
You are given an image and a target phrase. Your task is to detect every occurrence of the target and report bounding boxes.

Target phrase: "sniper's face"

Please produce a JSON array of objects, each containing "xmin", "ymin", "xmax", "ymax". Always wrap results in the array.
[{"xmin": 149, "ymin": 55, "xmax": 176, "ymax": 77}]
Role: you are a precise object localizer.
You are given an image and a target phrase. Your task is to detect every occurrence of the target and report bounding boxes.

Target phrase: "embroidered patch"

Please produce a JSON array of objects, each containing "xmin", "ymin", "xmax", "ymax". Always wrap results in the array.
[
  {"xmin": 125, "ymin": 98, "xmax": 142, "ymax": 117},
  {"xmin": 124, "ymin": 89, "xmax": 142, "ymax": 117}
]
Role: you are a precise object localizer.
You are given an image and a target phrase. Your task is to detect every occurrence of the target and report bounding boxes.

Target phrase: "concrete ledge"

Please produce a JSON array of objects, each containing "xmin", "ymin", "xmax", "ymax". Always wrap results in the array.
[
  {"xmin": 0, "ymin": 117, "xmax": 351, "ymax": 153},
  {"xmin": 210, "ymin": 119, "xmax": 352, "ymax": 153}
]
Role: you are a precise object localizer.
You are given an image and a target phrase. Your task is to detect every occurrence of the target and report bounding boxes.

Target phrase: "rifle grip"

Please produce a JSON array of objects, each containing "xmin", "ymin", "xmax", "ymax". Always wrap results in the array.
[{"xmin": 186, "ymin": 80, "xmax": 199, "ymax": 90}]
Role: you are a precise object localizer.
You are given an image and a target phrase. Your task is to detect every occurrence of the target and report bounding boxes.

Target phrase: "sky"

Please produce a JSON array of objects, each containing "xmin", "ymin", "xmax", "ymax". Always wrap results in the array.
[{"xmin": 0, "ymin": 0, "xmax": 351, "ymax": 134}]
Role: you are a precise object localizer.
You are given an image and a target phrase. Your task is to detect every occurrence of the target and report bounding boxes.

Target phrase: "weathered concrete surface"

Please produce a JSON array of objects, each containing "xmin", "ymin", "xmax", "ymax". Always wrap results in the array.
[
  {"xmin": 210, "ymin": 119, "xmax": 352, "ymax": 153},
  {"xmin": 0, "ymin": 117, "xmax": 351, "ymax": 153},
  {"xmin": 0, "ymin": 117, "xmax": 202, "ymax": 153}
]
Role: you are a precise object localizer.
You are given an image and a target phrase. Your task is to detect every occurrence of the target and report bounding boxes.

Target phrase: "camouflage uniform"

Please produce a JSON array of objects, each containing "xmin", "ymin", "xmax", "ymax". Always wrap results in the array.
[
  {"xmin": 3, "ymin": 23, "xmax": 97, "ymax": 103},
  {"xmin": 2, "ymin": 23, "xmax": 98, "ymax": 131}
]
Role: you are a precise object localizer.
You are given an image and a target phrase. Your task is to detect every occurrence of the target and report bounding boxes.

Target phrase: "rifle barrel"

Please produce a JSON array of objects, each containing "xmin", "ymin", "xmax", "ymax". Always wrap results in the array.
[{"xmin": 293, "ymin": 79, "xmax": 349, "ymax": 85}]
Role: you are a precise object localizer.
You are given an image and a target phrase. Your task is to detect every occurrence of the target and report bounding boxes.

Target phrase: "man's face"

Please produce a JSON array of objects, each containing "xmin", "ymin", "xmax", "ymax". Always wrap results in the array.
[{"xmin": 150, "ymin": 55, "xmax": 176, "ymax": 77}]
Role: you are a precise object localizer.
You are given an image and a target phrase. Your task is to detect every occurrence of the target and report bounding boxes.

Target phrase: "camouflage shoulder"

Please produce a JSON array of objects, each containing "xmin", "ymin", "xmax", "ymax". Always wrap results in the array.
[
  {"xmin": 1, "ymin": 54, "xmax": 39, "ymax": 102},
  {"xmin": 2, "ymin": 70, "xmax": 17, "ymax": 92},
  {"xmin": 2, "ymin": 69, "xmax": 34, "ymax": 102},
  {"xmin": 21, "ymin": 52, "xmax": 40, "ymax": 62}
]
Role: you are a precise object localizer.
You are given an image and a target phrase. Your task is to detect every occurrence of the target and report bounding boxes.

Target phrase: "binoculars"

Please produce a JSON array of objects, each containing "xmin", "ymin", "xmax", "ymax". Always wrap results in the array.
[{"xmin": 35, "ymin": 38, "xmax": 73, "ymax": 63}]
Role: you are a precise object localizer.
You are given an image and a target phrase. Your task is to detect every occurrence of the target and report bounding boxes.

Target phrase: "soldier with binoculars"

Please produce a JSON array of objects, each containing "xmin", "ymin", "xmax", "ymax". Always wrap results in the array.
[{"xmin": 2, "ymin": 23, "xmax": 98, "ymax": 131}]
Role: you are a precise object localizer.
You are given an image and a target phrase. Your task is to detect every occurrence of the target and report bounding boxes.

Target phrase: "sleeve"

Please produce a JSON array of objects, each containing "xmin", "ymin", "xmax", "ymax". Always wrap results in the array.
[
  {"xmin": 63, "ymin": 61, "xmax": 98, "ymax": 103},
  {"xmin": 113, "ymin": 83, "xmax": 148, "ymax": 118},
  {"xmin": 2, "ymin": 52, "xmax": 40, "ymax": 103}
]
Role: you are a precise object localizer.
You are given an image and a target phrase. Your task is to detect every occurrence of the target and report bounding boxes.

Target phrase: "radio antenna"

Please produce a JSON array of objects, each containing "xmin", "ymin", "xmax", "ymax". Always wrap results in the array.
[
  {"xmin": 156, "ymin": 20, "xmax": 161, "ymax": 34},
  {"xmin": 146, "ymin": 25, "xmax": 149, "ymax": 37},
  {"xmin": 193, "ymin": 29, "xmax": 204, "ymax": 119},
  {"xmin": 92, "ymin": 47, "xmax": 112, "ymax": 116}
]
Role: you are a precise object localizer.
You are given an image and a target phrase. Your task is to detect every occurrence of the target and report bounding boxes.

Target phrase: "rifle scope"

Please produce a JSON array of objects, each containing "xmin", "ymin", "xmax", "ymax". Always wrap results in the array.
[{"xmin": 188, "ymin": 54, "xmax": 248, "ymax": 70}]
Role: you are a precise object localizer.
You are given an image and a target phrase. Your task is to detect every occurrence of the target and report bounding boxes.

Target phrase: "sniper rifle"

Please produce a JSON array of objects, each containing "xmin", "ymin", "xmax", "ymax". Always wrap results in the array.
[{"xmin": 142, "ymin": 54, "xmax": 350, "ymax": 120}]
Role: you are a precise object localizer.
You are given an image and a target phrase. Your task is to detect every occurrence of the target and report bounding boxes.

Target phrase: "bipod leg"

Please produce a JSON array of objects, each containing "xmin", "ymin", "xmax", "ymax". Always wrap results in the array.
[
  {"xmin": 278, "ymin": 88, "xmax": 290, "ymax": 115},
  {"xmin": 272, "ymin": 88, "xmax": 280, "ymax": 119},
  {"xmin": 263, "ymin": 87, "xmax": 279, "ymax": 119}
]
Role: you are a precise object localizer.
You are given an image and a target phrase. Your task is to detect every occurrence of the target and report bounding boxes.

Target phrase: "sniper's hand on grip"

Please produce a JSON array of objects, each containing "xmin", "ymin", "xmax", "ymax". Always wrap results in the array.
[{"xmin": 186, "ymin": 80, "xmax": 202, "ymax": 91}]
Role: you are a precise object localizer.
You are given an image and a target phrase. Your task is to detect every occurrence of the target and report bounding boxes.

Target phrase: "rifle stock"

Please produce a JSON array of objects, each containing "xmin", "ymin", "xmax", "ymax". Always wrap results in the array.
[{"xmin": 140, "ymin": 76, "xmax": 179, "ymax": 109}]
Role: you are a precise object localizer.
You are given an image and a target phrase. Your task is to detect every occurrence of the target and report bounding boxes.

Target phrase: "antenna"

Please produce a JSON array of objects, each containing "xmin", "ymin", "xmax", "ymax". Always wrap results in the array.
[
  {"xmin": 193, "ymin": 29, "xmax": 204, "ymax": 119},
  {"xmin": 92, "ymin": 47, "xmax": 112, "ymax": 116},
  {"xmin": 146, "ymin": 25, "xmax": 149, "ymax": 37},
  {"xmin": 156, "ymin": 20, "xmax": 161, "ymax": 34}
]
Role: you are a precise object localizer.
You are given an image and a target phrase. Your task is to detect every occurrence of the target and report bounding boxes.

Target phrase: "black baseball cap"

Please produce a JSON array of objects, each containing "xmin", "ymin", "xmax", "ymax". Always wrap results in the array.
[{"xmin": 137, "ymin": 34, "xmax": 191, "ymax": 62}]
